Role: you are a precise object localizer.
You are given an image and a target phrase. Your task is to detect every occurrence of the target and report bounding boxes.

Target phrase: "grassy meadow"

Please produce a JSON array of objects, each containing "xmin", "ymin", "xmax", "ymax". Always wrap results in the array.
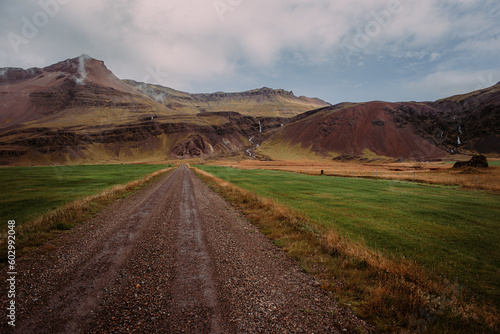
[
  {"xmin": 487, "ymin": 160, "xmax": 500, "ymax": 167},
  {"xmin": 0, "ymin": 164, "xmax": 170, "ymax": 232},
  {"xmin": 214, "ymin": 159, "xmax": 500, "ymax": 191},
  {"xmin": 196, "ymin": 165, "xmax": 500, "ymax": 307}
]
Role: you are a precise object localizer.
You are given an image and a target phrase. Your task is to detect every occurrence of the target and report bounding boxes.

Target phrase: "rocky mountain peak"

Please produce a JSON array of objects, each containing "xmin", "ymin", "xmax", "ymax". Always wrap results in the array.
[
  {"xmin": 43, "ymin": 54, "xmax": 97, "ymax": 74},
  {"xmin": 254, "ymin": 87, "xmax": 294, "ymax": 96}
]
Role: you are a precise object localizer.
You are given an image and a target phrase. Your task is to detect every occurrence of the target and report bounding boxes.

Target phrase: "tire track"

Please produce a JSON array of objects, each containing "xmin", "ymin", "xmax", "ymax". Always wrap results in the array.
[
  {"xmin": 170, "ymin": 166, "xmax": 224, "ymax": 333},
  {"xmin": 3, "ymin": 165, "xmax": 373, "ymax": 333},
  {"xmin": 13, "ymin": 168, "xmax": 180, "ymax": 334}
]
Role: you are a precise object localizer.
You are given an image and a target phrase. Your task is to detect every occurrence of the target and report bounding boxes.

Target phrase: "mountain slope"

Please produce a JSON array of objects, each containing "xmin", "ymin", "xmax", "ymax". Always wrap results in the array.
[
  {"xmin": 426, "ymin": 82, "xmax": 500, "ymax": 153},
  {"xmin": 259, "ymin": 101, "xmax": 448, "ymax": 160},
  {"xmin": 125, "ymin": 80, "xmax": 330, "ymax": 117},
  {"xmin": 0, "ymin": 55, "xmax": 174, "ymax": 129},
  {"xmin": 0, "ymin": 109, "xmax": 289, "ymax": 164},
  {"xmin": 0, "ymin": 56, "xmax": 309, "ymax": 164},
  {"xmin": 258, "ymin": 83, "xmax": 500, "ymax": 160}
]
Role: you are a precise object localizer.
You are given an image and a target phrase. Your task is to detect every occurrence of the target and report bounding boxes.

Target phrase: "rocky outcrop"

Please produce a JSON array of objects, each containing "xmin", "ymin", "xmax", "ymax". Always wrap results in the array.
[
  {"xmin": 453, "ymin": 155, "xmax": 489, "ymax": 168},
  {"xmin": 0, "ymin": 150, "xmax": 27, "ymax": 157},
  {"xmin": 42, "ymin": 55, "xmax": 89, "ymax": 74},
  {"xmin": 171, "ymin": 135, "xmax": 214, "ymax": 158},
  {"xmin": 0, "ymin": 67, "xmax": 43, "ymax": 84}
]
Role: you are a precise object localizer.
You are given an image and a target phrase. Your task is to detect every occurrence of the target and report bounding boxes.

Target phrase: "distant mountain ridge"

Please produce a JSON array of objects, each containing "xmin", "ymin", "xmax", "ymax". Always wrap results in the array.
[
  {"xmin": 0, "ymin": 55, "xmax": 498, "ymax": 165},
  {"xmin": 124, "ymin": 80, "xmax": 330, "ymax": 117}
]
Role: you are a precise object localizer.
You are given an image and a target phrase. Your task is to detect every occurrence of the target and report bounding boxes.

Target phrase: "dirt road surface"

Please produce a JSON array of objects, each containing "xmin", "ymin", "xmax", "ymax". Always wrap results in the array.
[{"xmin": 2, "ymin": 165, "xmax": 372, "ymax": 333}]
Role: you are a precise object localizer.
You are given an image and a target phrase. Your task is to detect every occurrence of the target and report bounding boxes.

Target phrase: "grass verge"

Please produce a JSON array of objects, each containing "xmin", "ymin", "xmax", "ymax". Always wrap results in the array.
[
  {"xmin": 0, "ymin": 164, "xmax": 173, "ymax": 230},
  {"xmin": 193, "ymin": 166, "xmax": 499, "ymax": 333},
  {"xmin": 0, "ymin": 166, "xmax": 172, "ymax": 262}
]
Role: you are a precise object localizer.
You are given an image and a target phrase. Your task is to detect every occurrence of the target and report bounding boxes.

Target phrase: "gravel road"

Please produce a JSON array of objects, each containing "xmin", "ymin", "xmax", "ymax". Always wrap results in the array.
[{"xmin": 2, "ymin": 165, "xmax": 372, "ymax": 333}]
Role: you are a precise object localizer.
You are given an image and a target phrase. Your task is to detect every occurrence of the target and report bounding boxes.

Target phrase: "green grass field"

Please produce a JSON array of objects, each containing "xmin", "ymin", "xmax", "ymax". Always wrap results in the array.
[
  {"xmin": 197, "ymin": 165, "xmax": 500, "ymax": 306},
  {"xmin": 0, "ymin": 164, "xmax": 170, "ymax": 231},
  {"xmin": 487, "ymin": 160, "xmax": 500, "ymax": 166},
  {"xmin": 444, "ymin": 160, "xmax": 500, "ymax": 166}
]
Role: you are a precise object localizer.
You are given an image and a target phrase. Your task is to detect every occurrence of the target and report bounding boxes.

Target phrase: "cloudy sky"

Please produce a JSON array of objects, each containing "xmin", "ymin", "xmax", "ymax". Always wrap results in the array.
[{"xmin": 1, "ymin": 0, "xmax": 499, "ymax": 104}]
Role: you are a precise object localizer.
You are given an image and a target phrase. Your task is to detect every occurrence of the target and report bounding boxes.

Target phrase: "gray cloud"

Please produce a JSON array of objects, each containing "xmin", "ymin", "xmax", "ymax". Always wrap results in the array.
[{"xmin": 1, "ymin": 0, "xmax": 498, "ymax": 101}]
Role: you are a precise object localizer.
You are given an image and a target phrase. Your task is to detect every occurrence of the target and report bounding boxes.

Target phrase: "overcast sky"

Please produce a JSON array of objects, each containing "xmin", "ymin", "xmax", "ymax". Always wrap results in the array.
[{"xmin": 1, "ymin": 0, "xmax": 499, "ymax": 104}]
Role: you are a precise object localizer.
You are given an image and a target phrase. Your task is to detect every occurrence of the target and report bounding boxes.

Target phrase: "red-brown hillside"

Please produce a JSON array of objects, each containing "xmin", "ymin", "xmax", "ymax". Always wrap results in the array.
[
  {"xmin": 275, "ymin": 101, "xmax": 448, "ymax": 160},
  {"xmin": 0, "ymin": 55, "xmax": 169, "ymax": 128}
]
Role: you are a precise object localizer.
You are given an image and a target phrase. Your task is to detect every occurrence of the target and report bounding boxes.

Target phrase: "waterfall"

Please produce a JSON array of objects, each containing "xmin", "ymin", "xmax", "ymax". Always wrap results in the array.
[
  {"xmin": 258, "ymin": 120, "xmax": 262, "ymax": 133},
  {"xmin": 457, "ymin": 136, "xmax": 461, "ymax": 145}
]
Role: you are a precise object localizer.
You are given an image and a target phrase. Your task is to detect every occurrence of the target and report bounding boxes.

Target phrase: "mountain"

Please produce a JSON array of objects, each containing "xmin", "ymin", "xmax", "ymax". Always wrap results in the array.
[
  {"xmin": 0, "ymin": 55, "xmax": 173, "ymax": 129},
  {"xmin": 426, "ymin": 83, "xmax": 500, "ymax": 153},
  {"xmin": 0, "ymin": 55, "xmax": 323, "ymax": 165},
  {"xmin": 258, "ymin": 102, "xmax": 448, "ymax": 160},
  {"xmin": 258, "ymin": 83, "xmax": 500, "ymax": 160},
  {"xmin": 0, "ymin": 55, "xmax": 498, "ymax": 165},
  {"xmin": 124, "ymin": 80, "xmax": 330, "ymax": 117}
]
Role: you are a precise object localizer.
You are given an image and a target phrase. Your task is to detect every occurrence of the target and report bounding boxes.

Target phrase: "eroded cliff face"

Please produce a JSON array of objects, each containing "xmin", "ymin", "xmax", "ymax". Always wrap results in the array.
[
  {"xmin": 171, "ymin": 135, "xmax": 214, "ymax": 158},
  {"xmin": 0, "ymin": 111, "xmax": 288, "ymax": 164},
  {"xmin": 425, "ymin": 83, "xmax": 500, "ymax": 153}
]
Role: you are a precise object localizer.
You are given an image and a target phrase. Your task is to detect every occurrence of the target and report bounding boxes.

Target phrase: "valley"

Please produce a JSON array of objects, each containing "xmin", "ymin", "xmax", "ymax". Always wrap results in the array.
[{"xmin": 1, "ymin": 55, "xmax": 499, "ymax": 333}]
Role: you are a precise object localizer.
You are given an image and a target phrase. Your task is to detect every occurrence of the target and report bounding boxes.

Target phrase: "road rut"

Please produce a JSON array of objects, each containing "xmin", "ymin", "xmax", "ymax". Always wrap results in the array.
[{"xmin": 2, "ymin": 165, "xmax": 371, "ymax": 333}]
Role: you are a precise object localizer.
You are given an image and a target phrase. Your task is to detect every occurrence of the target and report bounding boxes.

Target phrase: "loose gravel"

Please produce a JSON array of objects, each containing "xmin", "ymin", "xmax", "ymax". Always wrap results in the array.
[{"xmin": 1, "ymin": 165, "xmax": 373, "ymax": 333}]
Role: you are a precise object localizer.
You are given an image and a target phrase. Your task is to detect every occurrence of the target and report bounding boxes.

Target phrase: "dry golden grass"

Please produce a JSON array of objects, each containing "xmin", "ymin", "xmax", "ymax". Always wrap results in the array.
[
  {"xmin": 211, "ymin": 159, "xmax": 500, "ymax": 192},
  {"xmin": 194, "ymin": 167, "xmax": 499, "ymax": 333}
]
